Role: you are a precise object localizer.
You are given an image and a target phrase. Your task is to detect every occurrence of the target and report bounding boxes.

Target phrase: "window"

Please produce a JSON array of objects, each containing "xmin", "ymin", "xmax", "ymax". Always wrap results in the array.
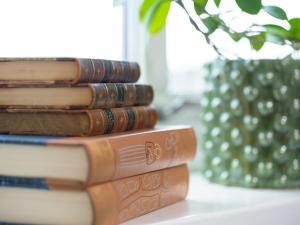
[
  {"xmin": 0, "ymin": 0, "xmax": 124, "ymax": 60},
  {"xmin": 165, "ymin": 0, "xmax": 300, "ymax": 96}
]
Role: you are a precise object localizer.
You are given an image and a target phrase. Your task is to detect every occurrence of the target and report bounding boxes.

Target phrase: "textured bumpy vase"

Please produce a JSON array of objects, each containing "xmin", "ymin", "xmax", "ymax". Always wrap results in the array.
[{"xmin": 200, "ymin": 59, "xmax": 300, "ymax": 188}]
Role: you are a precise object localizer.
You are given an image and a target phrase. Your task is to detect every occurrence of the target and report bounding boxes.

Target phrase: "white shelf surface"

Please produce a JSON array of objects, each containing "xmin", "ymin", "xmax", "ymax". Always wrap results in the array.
[{"xmin": 123, "ymin": 175, "xmax": 300, "ymax": 225}]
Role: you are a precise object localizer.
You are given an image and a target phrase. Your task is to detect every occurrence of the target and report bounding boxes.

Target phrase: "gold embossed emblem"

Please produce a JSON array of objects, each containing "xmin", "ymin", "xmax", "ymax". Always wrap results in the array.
[{"xmin": 145, "ymin": 142, "xmax": 162, "ymax": 165}]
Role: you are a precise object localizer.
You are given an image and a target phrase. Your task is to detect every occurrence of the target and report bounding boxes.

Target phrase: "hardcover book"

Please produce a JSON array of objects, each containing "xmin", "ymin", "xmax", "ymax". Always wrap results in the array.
[
  {"xmin": 0, "ymin": 83, "xmax": 153, "ymax": 109},
  {"xmin": 0, "ymin": 58, "xmax": 140, "ymax": 84},
  {"xmin": 0, "ymin": 106, "xmax": 158, "ymax": 136},
  {"xmin": 0, "ymin": 126, "xmax": 196, "ymax": 187},
  {"xmin": 0, "ymin": 165, "xmax": 189, "ymax": 225}
]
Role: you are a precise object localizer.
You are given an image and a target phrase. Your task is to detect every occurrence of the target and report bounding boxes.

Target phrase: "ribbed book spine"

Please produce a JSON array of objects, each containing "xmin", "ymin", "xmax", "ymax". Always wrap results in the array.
[
  {"xmin": 0, "ymin": 106, "xmax": 158, "ymax": 136},
  {"xmin": 76, "ymin": 58, "xmax": 140, "ymax": 83},
  {"xmin": 86, "ymin": 106, "xmax": 158, "ymax": 136},
  {"xmin": 0, "ymin": 84, "xmax": 153, "ymax": 109},
  {"xmin": 89, "ymin": 83, "xmax": 153, "ymax": 109}
]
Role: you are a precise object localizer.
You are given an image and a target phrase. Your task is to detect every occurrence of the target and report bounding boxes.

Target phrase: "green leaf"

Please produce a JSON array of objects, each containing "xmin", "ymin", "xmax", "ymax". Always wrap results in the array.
[
  {"xmin": 288, "ymin": 18, "xmax": 300, "ymax": 41},
  {"xmin": 202, "ymin": 16, "xmax": 219, "ymax": 34},
  {"xmin": 263, "ymin": 6, "xmax": 288, "ymax": 20},
  {"xmin": 194, "ymin": 0, "xmax": 208, "ymax": 15},
  {"xmin": 140, "ymin": 0, "xmax": 158, "ymax": 21},
  {"xmin": 214, "ymin": 0, "xmax": 221, "ymax": 7},
  {"xmin": 144, "ymin": 0, "xmax": 171, "ymax": 34},
  {"xmin": 229, "ymin": 32, "xmax": 243, "ymax": 42},
  {"xmin": 248, "ymin": 32, "xmax": 266, "ymax": 51},
  {"xmin": 289, "ymin": 18, "xmax": 300, "ymax": 33},
  {"xmin": 263, "ymin": 24, "xmax": 291, "ymax": 44},
  {"xmin": 263, "ymin": 24, "xmax": 289, "ymax": 38},
  {"xmin": 235, "ymin": 0, "xmax": 262, "ymax": 15}
]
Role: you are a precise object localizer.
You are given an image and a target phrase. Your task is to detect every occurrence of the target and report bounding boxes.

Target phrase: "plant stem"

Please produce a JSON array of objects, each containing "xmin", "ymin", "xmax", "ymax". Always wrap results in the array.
[{"xmin": 175, "ymin": 0, "xmax": 225, "ymax": 58}]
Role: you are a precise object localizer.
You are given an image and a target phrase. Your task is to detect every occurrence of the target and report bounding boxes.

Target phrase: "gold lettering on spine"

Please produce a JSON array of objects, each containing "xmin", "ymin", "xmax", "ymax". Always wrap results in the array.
[
  {"xmin": 125, "ymin": 84, "xmax": 136, "ymax": 106},
  {"xmin": 92, "ymin": 84, "xmax": 109, "ymax": 108},
  {"xmin": 107, "ymin": 84, "xmax": 118, "ymax": 108},
  {"xmin": 111, "ymin": 108, "xmax": 127, "ymax": 133}
]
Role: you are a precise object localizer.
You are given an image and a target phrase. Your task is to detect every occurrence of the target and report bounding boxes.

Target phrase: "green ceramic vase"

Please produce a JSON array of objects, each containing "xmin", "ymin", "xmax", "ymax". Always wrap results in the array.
[{"xmin": 200, "ymin": 58, "xmax": 300, "ymax": 188}]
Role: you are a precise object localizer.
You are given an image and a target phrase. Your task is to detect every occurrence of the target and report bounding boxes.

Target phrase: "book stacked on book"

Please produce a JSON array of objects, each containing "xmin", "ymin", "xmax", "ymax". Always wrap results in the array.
[
  {"xmin": 0, "ymin": 58, "xmax": 157, "ymax": 136},
  {"xmin": 0, "ymin": 58, "xmax": 197, "ymax": 225}
]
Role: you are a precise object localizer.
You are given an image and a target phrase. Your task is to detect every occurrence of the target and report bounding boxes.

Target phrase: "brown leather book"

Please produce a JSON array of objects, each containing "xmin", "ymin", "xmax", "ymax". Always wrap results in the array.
[
  {"xmin": 0, "ymin": 126, "xmax": 196, "ymax": 187},
  {"xmin": 0, "ymin": 83, "xmax": 153, "ymax": 109},
  {"xmin": 0, "ymin": 58, "xmax": 140, "ymax": 84},
  {"xmin": 0, "ymin": 106, "xmax": 158, "ymax": 136},
  {"xmin": 0, "ymin": 165, "xmax": 189, "ymax": 225}
]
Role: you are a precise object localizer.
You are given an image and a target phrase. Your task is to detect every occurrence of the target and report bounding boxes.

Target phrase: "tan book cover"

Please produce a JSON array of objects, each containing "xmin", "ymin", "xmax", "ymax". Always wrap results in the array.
[
  {"xmin": 0, "ymin": 165, "xmax": 189, "ymax": 225},
  {"xmin": 89, "ymin": 165, "xmax": 189, "ymax": 225},
  {"xmin": 0, "ymin": 126, "xmax": 196, "ymax": 187}
]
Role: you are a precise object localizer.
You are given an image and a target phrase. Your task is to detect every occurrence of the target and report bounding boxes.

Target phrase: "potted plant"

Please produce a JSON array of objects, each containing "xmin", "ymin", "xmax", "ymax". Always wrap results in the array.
[{"xmin": 137, "ymin": 0, "xmax": 300, "ymax": 188}]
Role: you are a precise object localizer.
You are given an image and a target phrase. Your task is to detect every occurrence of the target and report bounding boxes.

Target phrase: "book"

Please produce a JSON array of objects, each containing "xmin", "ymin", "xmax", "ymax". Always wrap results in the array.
[
  {"xmin": 0, "ymin": 126, "xmax": 196, "ymax": 187},
  {"xmin": 0, "ymin": 106, "xmax": 158, "ymax": 136},
  {"xmin": 0, "ymin": 83, "xmax": 153, "ymax": 109},
  {"xmin": 0, "ymin": 58, "xmax": 140, "ymax": 84},
  {"xmin": 0, "ymin": 165, "xmax": 189, "ymax": 225}
]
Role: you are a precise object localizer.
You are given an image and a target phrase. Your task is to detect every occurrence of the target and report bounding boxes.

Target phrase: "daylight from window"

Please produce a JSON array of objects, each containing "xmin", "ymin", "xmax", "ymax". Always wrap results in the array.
[
  {"xmin": 166, "ymin": 0, "xmax": 300, "ymax": 95},
  {"xmin": 0, "ymin": 0, "xmax": 123, "ymax": 59}
]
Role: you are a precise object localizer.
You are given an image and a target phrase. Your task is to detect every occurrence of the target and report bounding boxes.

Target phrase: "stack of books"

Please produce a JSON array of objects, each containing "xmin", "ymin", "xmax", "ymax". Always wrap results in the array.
[{"xmin": 0, "ymin": 58, "xmax": 196, "ymax": 225}]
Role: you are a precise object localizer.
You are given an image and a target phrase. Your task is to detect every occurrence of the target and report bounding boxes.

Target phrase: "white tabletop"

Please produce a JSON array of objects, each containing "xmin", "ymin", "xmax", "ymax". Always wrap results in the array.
[{"xmin": 123, "ymin": 174, "xmax": 300, "ymax": 225}]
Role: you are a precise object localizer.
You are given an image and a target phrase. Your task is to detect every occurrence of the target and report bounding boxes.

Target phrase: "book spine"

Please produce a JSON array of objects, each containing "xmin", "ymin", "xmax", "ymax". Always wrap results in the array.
[
  {"xmin": 85, "ymin": 127, "xmax": 196, "ymax": 185},
  {"xmin": 0, "ymin": 107, "xmax": 157, "ymax": 137},
  {"xmin": 75, "ymin": 59, "xmax": 140, "ymax": 84},
  {"xmin": 86, "ymin": 106, "xmax": 158, "ymax": 136},
  {"xmin": 89, "ymin": 84, "xmax": 154, "ymax": 109},
  {"xmin": 0, "ymin": 83, "xmax": 153, "ymax": 109},
  {"xmin": 88, "ymin": 165, "xmax": 189, "ymax": 225}
]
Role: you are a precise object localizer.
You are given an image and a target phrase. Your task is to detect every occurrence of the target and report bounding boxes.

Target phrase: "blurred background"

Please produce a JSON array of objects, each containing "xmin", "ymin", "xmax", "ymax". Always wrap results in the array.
[{"xmin": 1, "ymin": 0, "xmax": 299, "ymax": 171}]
